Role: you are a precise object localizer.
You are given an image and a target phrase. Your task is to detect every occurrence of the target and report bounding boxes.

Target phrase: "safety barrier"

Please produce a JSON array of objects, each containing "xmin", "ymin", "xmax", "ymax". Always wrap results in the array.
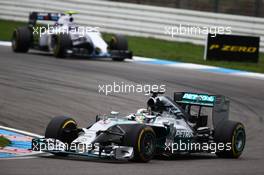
[{"xmin": 0, "ymin": 0, "xmax": 263, "ymax": 51}]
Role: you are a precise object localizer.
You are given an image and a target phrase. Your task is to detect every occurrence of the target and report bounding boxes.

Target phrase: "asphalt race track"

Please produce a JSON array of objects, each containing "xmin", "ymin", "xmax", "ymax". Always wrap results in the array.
[{"xmin": 0, "ymin": 46, "xmax": 264, "ymax": 175}]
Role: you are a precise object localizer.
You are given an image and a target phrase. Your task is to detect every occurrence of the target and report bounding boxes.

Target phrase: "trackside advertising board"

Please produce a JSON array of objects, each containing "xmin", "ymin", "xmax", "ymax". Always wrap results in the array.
[{"xmin": 204, "ymin": 34, "xmax": 260, "ymax": 62}]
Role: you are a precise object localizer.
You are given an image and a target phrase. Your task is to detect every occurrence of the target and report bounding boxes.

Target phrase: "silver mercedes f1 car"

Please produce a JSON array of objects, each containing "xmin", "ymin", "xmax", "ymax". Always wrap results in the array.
[
  {"xmin": 11, "ymin": 11, "xmax": 132, "ymax": 61},
  {"xmin": 32, "ymin": 91, "xmax": 246, "ymax": 162}
]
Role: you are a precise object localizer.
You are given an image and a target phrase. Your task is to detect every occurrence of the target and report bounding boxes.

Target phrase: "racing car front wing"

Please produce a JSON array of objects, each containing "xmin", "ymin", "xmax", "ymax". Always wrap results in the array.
[
  {"xmin": 109, "ymin": 50, "xmax": 133, "ymax": 59},
  {"xmin": 31, "ymin": 138, "xmax": 134, "ymax": 160}
]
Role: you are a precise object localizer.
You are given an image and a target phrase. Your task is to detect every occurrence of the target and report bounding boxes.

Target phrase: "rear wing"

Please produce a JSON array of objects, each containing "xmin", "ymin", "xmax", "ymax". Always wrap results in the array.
[
  {"xmin": 174, "ymin": 92, "xmax": 216, "ymax": 107},
  {"xmin": 174, "ymin": 92, "xmax": 230, "ymax": 128},
  {"xmin": 28, "ymin": 12, "xmax": 64, "ymax": 26}
]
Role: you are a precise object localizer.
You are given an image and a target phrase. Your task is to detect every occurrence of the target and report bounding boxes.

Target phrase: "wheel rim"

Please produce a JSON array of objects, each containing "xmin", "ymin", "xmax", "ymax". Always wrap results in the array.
[
  {"xmin": 60, "ymin": 120, "xmax": 77, "ymax": 143},
  {"xmin": 12, "ymin": 31, "xmax": 17, "ymax": 50},
  {"xmin": 142, "ymin": 133, "xmax": 154, "ymax": 156},
  {"xmin": 54, "ymin": 37, "xmax": 59, "ymax": 55},
  {"xmin": 50, "ymin": 36, "xmax": 57, "ymax": 52},
  {"xmin": 234, "ymin": 128, "xmax": 245, "ymax": 152}
]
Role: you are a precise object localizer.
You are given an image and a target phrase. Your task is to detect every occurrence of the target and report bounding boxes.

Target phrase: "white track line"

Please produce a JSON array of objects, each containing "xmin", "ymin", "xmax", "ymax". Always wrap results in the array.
[
  {"xmin": 0, "ymin": 125, "xmax": 43, "ymax": 138},
  {"xmin": 0, "ymin": 41, "xmax": 11, "ymax": 46},
  {"xmin": 0, "ymin": 152, "xmax": 48, "ymax": 160},
  {"xmin": 0, "ymin": 156, "xmax": 38, "ymax": 160}
]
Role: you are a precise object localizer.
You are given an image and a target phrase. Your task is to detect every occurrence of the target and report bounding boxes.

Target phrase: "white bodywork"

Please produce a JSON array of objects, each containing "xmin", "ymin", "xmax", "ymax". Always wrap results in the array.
[
  {"xmin": 71, "ymin": 110, "xmax": 194, "ymax": 152},
  {"xmin": 39, "ymin": 14, "xmax": 108, "ymax": 55}
]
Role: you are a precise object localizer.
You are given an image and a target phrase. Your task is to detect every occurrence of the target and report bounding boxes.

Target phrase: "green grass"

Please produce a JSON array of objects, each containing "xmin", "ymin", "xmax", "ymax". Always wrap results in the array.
[
  {"xmin": 1, "ymin": 19, "xmax": 263, "ymax": 73},
  {"xmin": 0, "ymin": 20, "xmax": 26, "ymax": 41},
  {"xmin": 105, "ymin": 33, "xmax": 264, "ymax": 73},
  {"xmin": 0, "ymin": 136, "xmax": 11, "ymax": 147}
]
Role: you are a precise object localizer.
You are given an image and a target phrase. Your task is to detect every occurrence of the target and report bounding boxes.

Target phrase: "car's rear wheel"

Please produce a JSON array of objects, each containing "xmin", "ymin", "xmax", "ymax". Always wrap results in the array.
[
  {"xmin": 53, "ymin": 33, "xmax": 72, "ymax": 58},
  {"xmin": 109, "ymin": 34, "xmax": 128, "ymax": 61},
  {"xmin": 214, "ymin": 120, "xmax": 246, "ymax": 158},
  {"xmin": 121, "ymin": 124, "xmax": 156, "ymax": 162},
  {"xmin": 12, "ymin": 26, "xmax": 32, "ymax": 53}
]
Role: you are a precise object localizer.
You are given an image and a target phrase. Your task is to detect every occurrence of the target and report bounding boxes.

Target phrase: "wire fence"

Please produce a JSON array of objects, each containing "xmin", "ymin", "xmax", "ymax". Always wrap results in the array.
[{"xmin": 110, "ymin": 0, "xmax": 264, "ymax": 17}]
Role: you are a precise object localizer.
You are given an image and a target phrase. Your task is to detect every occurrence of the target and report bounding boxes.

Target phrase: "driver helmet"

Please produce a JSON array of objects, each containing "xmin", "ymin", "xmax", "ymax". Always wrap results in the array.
[
  {"xmin": 147, "ymin": 97, "xmax": 165, "ymax": 112},
  {"xmin": 57, "ymin": 14, "xmax": 74, "ymax": 26}
]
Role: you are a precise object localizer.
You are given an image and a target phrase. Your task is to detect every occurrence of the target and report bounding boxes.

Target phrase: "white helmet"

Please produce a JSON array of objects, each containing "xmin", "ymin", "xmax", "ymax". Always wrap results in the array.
[{"xmin": 57, "ymin": 14, "xmax": 74, "ymax": 26}]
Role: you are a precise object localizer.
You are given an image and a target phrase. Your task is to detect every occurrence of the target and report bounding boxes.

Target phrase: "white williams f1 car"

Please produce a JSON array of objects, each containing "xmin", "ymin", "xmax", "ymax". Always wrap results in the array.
[
  {"xmin": 32, "ymin": 92, "xmax": 246, "ymax": 162},
  {"xmin": 12, "ymin": 11, "xmax": 132, "ymax": 60}
]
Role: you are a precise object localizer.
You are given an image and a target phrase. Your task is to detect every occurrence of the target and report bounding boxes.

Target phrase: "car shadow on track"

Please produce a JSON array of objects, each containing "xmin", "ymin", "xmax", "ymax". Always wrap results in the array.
[
  {"xmin": 27, "ymin": 51, "xmax": 132, "ymax": 64},
  {"xmin": 154, "ymin": 153, "xmax": 217, "ymax": 161},
  {"xmin": 40, "ymin": 154, "xmax": 132, "ymax": 164},
  {"xmin": 39, "ymin": 153, "xmax": 217, "ymax": 164}
]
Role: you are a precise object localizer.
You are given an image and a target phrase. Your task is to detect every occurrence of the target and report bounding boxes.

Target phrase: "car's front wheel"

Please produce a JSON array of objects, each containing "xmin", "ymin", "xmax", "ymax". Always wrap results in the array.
[
  {"xmin": 45, "ymin": 116, "xmax": 79, "ymax": 156},
  {"xmin": 121, "ymin": 124, "xmax": 156, "ymax": 162},
  {"xmin": 109, "ymin": 34, "xmax": 129, "ymax": 61},
  {"xmin": 53, "ymin": 33, "xmax": 72, "ymax": 58},
  {"xmin": 45, "ymin": 116, "xmax": 78, "ymax": 143}
]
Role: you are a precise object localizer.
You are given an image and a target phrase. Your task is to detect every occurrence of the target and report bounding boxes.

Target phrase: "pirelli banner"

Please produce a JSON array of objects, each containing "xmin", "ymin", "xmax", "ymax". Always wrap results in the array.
[{"xmin": 205, "ymin": 34, "xmax": 260, "ymax": 62}]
